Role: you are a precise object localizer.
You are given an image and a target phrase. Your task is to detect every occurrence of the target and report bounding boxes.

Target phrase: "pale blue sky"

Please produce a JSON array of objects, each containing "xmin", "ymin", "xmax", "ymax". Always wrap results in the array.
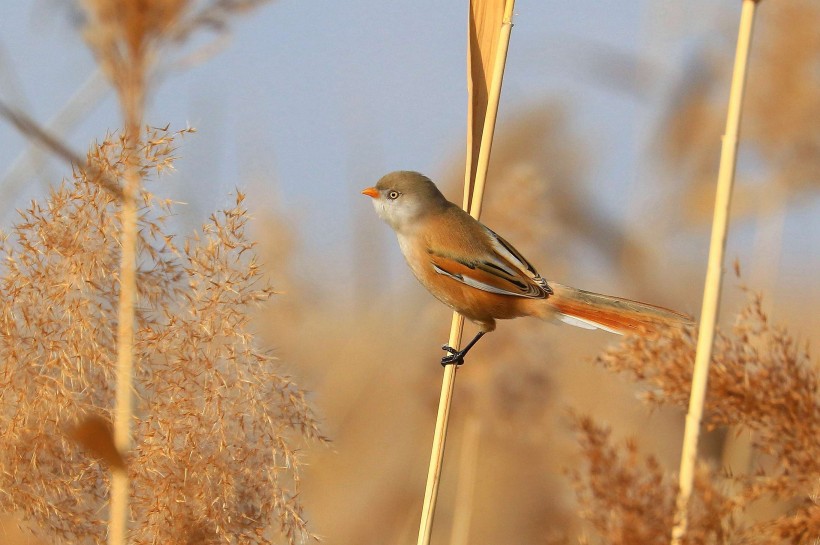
[{"xmin": 1, "ymin": 1, "xmax": 816, "ymax": 329}]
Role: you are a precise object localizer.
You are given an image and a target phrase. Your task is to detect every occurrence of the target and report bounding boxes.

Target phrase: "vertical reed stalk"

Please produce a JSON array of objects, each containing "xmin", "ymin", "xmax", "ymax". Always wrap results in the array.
[
  {"xmin": 670, "ymin": 1, "xmax": 759, "ymax": 543},
  {"xmin": 109, "ymin": 41, "xmax": 147, "ymax": 545},
  {"xmin": 416, "ymin": 2, "xmax": 515, "ymax": 544},
  {"xmin": 447, "ymin": 416, "xmax": 481, "ymax": 545}
]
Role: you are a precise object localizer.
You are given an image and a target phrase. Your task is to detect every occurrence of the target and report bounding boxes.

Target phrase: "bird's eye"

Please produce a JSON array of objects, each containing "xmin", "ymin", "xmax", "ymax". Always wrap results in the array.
[{"xmin": 387, "ymin": 190, "xmax": 401, "ymax": 200}]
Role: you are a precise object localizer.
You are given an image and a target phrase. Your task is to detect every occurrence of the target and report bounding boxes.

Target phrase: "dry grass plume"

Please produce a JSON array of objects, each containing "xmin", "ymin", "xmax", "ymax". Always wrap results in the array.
[
  {"xmin": 568, "ymin": 294, "xmax": 819, "ymax": 544},
  {"xmin": 0, "ymin": 128, "xmax": 326, "ymax": 544}
]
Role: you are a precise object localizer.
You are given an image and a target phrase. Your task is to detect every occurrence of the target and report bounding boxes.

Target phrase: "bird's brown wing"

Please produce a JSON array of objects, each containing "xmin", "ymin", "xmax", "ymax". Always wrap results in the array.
[{"xmin": 425, "ymin": 227, "xmax": 550, "ymax": 300}]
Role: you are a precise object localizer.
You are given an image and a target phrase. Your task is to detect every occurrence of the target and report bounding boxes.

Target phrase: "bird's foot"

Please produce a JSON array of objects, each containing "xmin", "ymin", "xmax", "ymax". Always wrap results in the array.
[
  {"xmin": 440, "ymin": 345, "xmax": 465, "ymax": 367},
  {"xmin": 439, "ymin": 331, "xmax": 485, "ymax": 367}
]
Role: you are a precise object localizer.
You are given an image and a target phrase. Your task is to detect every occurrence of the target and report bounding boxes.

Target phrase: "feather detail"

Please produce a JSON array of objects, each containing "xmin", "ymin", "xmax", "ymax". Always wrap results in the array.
[
  {"xmin": 428, "ymin": 252, "xmax": 549, "ymax": 299},
  {"xmin": 557, "ymin": 313, "xmax": 618, "ymax": 333},
  {"xmin": 542, "ymin": 282, "xmax": 694, "ymax": 335},
  {"xmin": 484, "ymin": 226, "xmax": 551, "ymax": 292}
]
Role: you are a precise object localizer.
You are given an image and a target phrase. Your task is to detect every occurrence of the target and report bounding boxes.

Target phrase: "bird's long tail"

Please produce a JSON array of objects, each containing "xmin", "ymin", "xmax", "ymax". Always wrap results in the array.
[{"xmin": 541, "ymin": 282, "xmax": 694, "ymax": 335}]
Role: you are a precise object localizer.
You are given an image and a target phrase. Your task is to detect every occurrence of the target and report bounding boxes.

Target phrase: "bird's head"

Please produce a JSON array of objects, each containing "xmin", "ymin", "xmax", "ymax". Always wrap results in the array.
[{"xmin": 361, "ymin": 171, "xmax": 448, "ymax": 234}]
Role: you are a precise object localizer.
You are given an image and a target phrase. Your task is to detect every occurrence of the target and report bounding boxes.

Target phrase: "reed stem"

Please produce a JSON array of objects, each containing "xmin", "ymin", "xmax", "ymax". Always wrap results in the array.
[
  {"xmin": 109, "ymin": 52, "xmax": 146, "ymax": 545},
  {"xmin": 670, "ymin": 1, "xmax": 759, "ymax": 542},
  {"xmin": 448, "ymin": 416, "xmax": 481, "ymax": 545},
  {"xmin": 416, "ymin": 2, "xmax": 515, "ymax": 544}
]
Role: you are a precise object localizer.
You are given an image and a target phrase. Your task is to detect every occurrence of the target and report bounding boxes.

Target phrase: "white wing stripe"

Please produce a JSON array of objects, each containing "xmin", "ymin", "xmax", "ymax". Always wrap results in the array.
[
  {"xmin": 483, "ymin": 226, "xmax": 551, "ymax": 291},
  {"xmin": 485, "ymin": 227, "xmax": 531, "ymax": 273},
  {"xmin": 432, "ymin": 263, "xmax": 534, "ymax": 298}
]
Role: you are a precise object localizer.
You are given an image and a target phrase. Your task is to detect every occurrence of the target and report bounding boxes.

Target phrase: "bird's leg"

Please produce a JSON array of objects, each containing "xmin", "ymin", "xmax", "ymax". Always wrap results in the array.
[{"xmin": 441, "ymin": 331, "xmax": 486, "ymax": 366}]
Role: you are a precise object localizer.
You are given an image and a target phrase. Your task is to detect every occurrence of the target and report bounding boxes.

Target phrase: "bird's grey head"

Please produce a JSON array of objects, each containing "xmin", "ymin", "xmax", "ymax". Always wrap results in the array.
[{"xmin": 362, "ymin": 171, "xmax": 448, "ymax": 233}]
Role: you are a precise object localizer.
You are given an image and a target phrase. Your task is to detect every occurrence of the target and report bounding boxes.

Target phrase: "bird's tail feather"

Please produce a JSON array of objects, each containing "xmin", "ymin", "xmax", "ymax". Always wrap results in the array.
[{"xmin": 542, "ymin": 282, "xmax": 693, "ymax": 335}]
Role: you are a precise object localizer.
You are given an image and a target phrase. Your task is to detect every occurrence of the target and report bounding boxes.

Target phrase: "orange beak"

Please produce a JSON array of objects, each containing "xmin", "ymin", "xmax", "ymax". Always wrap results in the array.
[{"xmin": 361, "ymin": 187, "xmax": 379, "ymax": 199}]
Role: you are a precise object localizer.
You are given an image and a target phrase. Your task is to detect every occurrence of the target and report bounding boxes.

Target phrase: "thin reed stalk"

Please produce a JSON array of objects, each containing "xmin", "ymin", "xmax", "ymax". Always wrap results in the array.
[
  {"xmin": 109, "ymin": 129, "xmax": 142, "ymax": 545},
  {"xmin": 0, "ymin": 99, "xmax": 123, "ymax": 199},
  {"xmin": 416, "ymin": 1, "xmax": 516, "ymax": 544},
  {"xmin": 0, "ymin": 69, "xmax": 110, "ymax": 214},
  {"xmin": 447, "ymin": 416, "xmax": 481, "ymax": 545},
  {"xmin": 109, "ymin": 13, "xmax": 148, "ymax": 545},
  {"xmin": 670, "ymin": 1, "xmax": 759, "ymax": 543}
]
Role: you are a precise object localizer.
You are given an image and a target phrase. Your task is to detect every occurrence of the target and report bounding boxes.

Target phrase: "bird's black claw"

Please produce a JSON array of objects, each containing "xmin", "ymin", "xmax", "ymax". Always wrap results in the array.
[
  {"xmin": 440, "ymin": 346, "xmax": 465, "ymax": 367},
  {"xmin": 441, "ymin": 344, "xmax": 459, "ymax": 355},
  {"xmin": 439, "ymin": 331, "xmax": 486, "ymax": 367},
  {"xmin": 440, "ymin": 355, "xmax": 464, "ymax": 367}
]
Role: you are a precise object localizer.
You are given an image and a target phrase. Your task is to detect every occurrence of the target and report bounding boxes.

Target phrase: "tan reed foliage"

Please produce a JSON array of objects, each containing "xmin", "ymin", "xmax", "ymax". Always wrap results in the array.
[
  {"xmin": 661, "ymin": 0, "xmax": 819, "ymax": 223},
  {"xmin": 76, "ymin": 3, "xmax": 281, "ymax": 541},
  {"xmin": 0, "ymin": 127, "xmax": 325, "ymax": 545},
  {"xmin": 82, "ymin": 3, "xmax": 183, "ymax": 540},
  {"xmin": 567, "ymin": 293, "xmax": 820, "ymax": 544},
  {"xmin": 568, "ymin": 414, "xmax": 736, "ymax": 545},
  {"xmin": 597, "ymin": 294, "xmax": 819, "ymax": 482}
]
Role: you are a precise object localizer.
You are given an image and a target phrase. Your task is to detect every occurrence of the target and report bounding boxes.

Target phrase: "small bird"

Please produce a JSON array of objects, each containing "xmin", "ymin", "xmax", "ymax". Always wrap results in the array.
[{"xmin": 362, "ymin": 171, "xmax": 693, "ymax": 365}]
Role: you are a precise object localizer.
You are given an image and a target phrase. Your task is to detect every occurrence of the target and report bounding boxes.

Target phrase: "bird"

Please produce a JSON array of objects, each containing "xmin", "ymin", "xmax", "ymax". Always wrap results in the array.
[{"xmin": 362, "ymin": 171, "xmax": 693, "ymax": 366}]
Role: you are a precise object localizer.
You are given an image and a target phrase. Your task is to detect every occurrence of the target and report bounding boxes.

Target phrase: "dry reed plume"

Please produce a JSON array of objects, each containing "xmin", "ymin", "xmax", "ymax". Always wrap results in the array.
[
  {"xmin": 568, "ymin": 294, "xmax": 819, "ymax": 544},
  {"xmin": 0, "ymin": 128, "xmax": 325, "ymax": 544},
  {"xmin": 568, "ymin": 415, "xmax": 735, "ymax": 545}
]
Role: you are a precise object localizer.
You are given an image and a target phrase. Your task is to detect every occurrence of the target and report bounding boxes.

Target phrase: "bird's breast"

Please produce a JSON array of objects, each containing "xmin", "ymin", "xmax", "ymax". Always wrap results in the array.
[{"xmin": 396, "ymin": 234, "xmax": 430, "ymax": 283}]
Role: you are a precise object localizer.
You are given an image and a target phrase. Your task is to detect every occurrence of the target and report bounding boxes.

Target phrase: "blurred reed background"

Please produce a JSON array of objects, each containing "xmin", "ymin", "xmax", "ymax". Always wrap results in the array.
[{"xmin": 0, "ymin": 0, "xmax": 817, "ymax": 544}]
